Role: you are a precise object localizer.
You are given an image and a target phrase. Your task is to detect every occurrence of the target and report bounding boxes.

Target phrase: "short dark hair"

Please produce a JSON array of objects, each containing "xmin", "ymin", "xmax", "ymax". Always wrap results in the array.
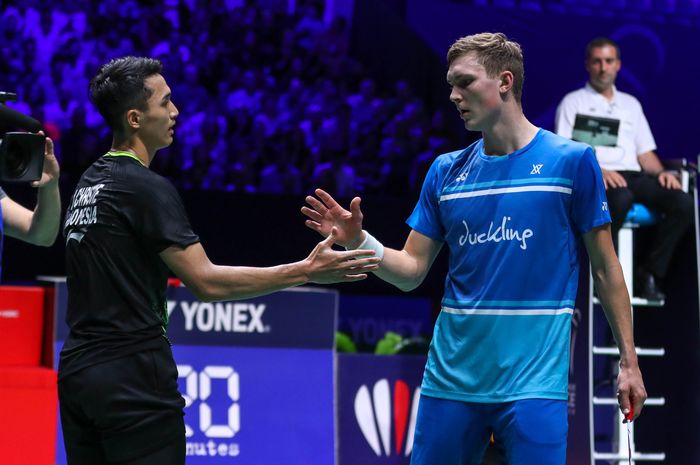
[
  {"xmin": 89, "ymin": 56, "xmax": 163, "ymax": 132},
  {"xmin": 585, "ymin": 37, "xmax": 620, "ymax": 61},
  {"xmin": 447, "ymin": 32, "xmax": 525, "ymax": 103}
]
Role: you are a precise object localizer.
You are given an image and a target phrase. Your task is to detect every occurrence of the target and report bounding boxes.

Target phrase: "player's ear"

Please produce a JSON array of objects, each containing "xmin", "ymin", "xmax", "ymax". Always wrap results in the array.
[
  {"xmin": 499, "ymin": 70, "xmax": 514, "ymax": 95},
  {"xmin": 125, "ymin": 109, "xmax": 141, "ymax": 130}
]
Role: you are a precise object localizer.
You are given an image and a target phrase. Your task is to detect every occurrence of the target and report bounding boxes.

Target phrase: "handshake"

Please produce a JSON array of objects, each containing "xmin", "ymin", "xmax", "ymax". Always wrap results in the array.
[{"xmin": 300, "ymin": 189, "xmax": 385, "ymax": 285}]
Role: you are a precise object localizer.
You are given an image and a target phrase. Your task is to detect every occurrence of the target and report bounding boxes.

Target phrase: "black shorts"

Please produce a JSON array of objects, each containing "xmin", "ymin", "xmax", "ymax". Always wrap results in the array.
[{"xmin": 58, "ymin": 337, "xmax": 185, "ymax": 464}]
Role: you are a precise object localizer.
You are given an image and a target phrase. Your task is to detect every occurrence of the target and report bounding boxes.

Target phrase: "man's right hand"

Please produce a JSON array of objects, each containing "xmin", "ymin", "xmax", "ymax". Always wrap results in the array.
[
  {"xmin": 602, "ymin": 169, "xmax": 627, "ymax": 189},
  {"xmin": 304, "ymin": 227, "xmax": 381, "ymax": 284},
  {"xmin": 302, "ymin": 189, "xmax": 365, "ymax": 248}
]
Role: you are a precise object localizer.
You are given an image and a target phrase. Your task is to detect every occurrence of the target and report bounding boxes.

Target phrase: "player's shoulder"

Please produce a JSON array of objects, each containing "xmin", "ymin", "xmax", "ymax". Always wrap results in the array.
[
  {"xmin": 117, "ymin": 158, "xmax": 171, "ymax": 184},
  {"xmin": 103, "ymin": 157, "xmax": 180, "ymax": 201},
  {"xmin": 434, "ymin": 140, "xmax": 480, "ymax": 168},
  {"xmin": 434, "ymin": 146, "xmax": 469, "ymax": 167},
  {"xmin": 538, "ymin": 129, "xmax": 591, "ymax": 161}
]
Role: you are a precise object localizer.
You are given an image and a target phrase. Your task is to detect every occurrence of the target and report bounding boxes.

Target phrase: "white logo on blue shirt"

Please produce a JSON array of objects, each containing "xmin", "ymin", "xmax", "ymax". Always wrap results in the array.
[
  {"xmin": 458, "ymin": 216, "xmax": 534, "ymax": 250},
  {"xmin": 602, "ymin": 201, "xmax": 608, "ymax": 211},
  {"xmin": 530, "ymin": 164, "xmax": 543, "ymax": 174}
]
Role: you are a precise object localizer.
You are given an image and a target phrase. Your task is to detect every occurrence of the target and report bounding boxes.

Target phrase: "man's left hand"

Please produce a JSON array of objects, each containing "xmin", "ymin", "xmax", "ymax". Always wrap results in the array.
[
  {"xmin": 657, "ymin": 171, "xmax": 681, "ymax": 190},
  {"xmin": 32, "ymin": 131, "xmax": 60, "ymax": 189}
]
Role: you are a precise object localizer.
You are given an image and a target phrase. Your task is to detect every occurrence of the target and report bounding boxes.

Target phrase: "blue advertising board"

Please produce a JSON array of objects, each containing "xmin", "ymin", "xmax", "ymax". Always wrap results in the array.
[
  {"xmin": 53, "ymin": 282, "xmax": 338, "ymax": 465},
  {"xmin": 337, "ymin": 354, "xmax": 426, "ymax": 465},
  {"xmin": 338, "ymin": 295, "xmax": 433, "ymax": 351}
]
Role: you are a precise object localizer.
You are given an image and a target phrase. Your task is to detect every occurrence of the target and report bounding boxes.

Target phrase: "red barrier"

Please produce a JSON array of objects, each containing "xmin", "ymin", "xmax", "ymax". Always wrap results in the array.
[
  {"xmin": 0, "ymin": 367, "xmax": 57, "ymax": 465},
  {"xmin": 0, "ymin": 286, "xmax": 45, "ymax": 365},
  {"xmin": 0, "ymin": 286, "xmax": 57, "ymax": 465}
]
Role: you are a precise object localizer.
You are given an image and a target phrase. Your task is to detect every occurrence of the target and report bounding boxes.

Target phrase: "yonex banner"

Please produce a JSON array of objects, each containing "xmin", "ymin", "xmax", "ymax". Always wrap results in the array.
[
  {"xmin": 53, "ymin": 282, "xmax": 337, "ymax": 465},
  {"xmin": 166, "ymin": 286, "xmax": 338, "ymax": 349}
]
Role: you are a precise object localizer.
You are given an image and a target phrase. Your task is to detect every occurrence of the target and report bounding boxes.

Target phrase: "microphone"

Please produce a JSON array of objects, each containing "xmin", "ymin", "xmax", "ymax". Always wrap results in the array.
[{"xmin": 0, "ymin": 104, "xmax": 42, "ymax": 133}]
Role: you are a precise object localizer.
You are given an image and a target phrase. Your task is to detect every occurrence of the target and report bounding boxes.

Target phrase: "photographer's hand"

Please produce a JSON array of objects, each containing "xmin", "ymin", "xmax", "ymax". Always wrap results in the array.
[
  {"xmin": 32, "ymin": 131, "xmax": 60, "ymax": 188},
  {"xmin": 1, "ymin": 130, "xmax": 63, "ymax": 246}
]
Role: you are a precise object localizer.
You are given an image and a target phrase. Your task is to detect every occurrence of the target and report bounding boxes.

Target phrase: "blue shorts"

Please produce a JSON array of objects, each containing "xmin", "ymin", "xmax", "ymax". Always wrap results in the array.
[{"xmin": 410, "ymin": 395, "xmax": 567, "ymax": 465}]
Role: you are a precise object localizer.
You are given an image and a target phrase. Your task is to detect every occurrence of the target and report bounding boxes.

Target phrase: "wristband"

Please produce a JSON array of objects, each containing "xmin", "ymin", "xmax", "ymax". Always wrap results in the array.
[{"xmin": 346, "ymin": 230, "xmax": 385, "ymax": 260}]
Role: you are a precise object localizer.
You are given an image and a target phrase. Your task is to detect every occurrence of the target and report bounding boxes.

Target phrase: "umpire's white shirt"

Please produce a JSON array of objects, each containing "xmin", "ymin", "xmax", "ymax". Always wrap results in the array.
[{"xmin": 555, "ymin": 83, "xmax": 656, "ymax": 172}]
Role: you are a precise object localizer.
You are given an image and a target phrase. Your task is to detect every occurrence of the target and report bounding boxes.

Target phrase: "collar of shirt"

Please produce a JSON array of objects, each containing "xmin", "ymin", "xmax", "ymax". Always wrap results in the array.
[{"xmin": 585, "ymin": 82, "xmax": 619, "ymax": 113}]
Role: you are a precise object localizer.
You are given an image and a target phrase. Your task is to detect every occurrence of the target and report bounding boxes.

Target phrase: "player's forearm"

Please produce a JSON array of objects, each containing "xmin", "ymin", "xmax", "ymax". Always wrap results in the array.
[
  {"xmin": 593, "ymin": 262, "xmax": 639, "ymax": 366},
  {"xmin": 373, "ymin": 247, "xmax": 427, "ymax": 292},
  {"xmin": 189, "ymin": 262, "xmax": 309, "ymax": 302},
  {"xmin": 28, "ymin": 180, "xmax": 61, "ymax": 246}
]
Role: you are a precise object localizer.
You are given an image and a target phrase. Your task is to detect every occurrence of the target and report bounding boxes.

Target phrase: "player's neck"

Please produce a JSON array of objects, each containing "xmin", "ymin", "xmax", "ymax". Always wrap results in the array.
[
  {"xmin": 110, "ymin": 137, "xmax": 152, "ymax": 168},
  {"xmin": 481, "ymin": 110, "xmax": 538, "ymax": 156}
]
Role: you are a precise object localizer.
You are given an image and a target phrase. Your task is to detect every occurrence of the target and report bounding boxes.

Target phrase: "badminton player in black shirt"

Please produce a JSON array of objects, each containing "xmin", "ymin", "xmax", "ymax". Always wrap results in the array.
[{"xmin": 58, "ymin": 56, "xmax": 380, "ymax": 465}]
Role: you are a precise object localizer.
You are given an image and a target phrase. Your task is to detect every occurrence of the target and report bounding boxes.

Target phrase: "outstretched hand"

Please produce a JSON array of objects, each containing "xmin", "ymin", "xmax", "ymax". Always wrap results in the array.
[
  {"xmin": 304, "ymin": 227, "xmax": 380, "ymax": 283},
  {"xmin": 32, "ymin": 131, "xmax": 60, "ymax": 189},
  {"xmin": 301, "ymin": 189, "xmax": 365, "ymax": 248}
]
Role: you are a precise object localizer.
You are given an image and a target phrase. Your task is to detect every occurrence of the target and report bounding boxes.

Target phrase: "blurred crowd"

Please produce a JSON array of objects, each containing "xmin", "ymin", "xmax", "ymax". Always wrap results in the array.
[{"xmin": 1, "ymin": 0, "xmax": 458, "ymax": 196}]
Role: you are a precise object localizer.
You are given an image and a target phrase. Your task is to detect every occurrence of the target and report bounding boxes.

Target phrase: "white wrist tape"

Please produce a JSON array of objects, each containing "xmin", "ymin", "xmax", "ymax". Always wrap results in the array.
[{"xmin": 347, "ymin": 230, "xmax": 385, "ymax": 260}]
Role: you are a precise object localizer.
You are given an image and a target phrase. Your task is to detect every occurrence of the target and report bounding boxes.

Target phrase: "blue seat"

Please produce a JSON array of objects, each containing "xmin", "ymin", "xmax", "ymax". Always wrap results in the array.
[
  {"xmin": 623, "ymin": 203, "xmax": 659, "ymax": 227},
  {"xmin": 617, "ymin": 203, "xmax": 664, "ymax": 301}
]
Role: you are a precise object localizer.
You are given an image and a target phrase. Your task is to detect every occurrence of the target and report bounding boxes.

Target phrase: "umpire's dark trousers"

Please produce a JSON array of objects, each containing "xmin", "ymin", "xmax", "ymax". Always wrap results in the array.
[{"xmin": 606, "ymin": 171, "xmax": 694, "ymax": 278}]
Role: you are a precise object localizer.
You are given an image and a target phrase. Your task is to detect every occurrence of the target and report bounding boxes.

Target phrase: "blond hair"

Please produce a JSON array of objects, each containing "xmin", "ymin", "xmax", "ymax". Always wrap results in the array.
[{"xmin": 447, "ymin": 32, "xmax": 524, "ymax": 102}]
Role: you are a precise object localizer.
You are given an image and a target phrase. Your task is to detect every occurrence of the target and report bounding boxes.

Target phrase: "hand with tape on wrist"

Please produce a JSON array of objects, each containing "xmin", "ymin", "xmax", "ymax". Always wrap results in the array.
[
  {"xmin": 345, "ymin": 229, "xmax": 384, "ymax": 260},
  {"xmin": 302, "ymin": 188, "xmax": 365, "ymax": 248},
  {"xmin": 304, "ymin": 227, "xmax": 381, "ymax": 284}
]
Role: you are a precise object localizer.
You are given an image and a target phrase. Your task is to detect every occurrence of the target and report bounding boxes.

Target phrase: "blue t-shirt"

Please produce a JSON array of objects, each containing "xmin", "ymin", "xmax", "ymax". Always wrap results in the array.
[{"xmin": 407, "ymin": 129, "xmax": 610, "ymax": 403}]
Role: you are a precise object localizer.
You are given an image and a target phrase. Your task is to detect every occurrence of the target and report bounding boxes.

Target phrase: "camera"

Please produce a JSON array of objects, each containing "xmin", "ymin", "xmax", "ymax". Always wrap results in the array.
[
  {"xmin": 0, "ymin": 91, "xmax": 45, "ymax": 183},
  {"xmin": 0, "ymin": 132, "xmax": 45, "ymax": 183}
]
